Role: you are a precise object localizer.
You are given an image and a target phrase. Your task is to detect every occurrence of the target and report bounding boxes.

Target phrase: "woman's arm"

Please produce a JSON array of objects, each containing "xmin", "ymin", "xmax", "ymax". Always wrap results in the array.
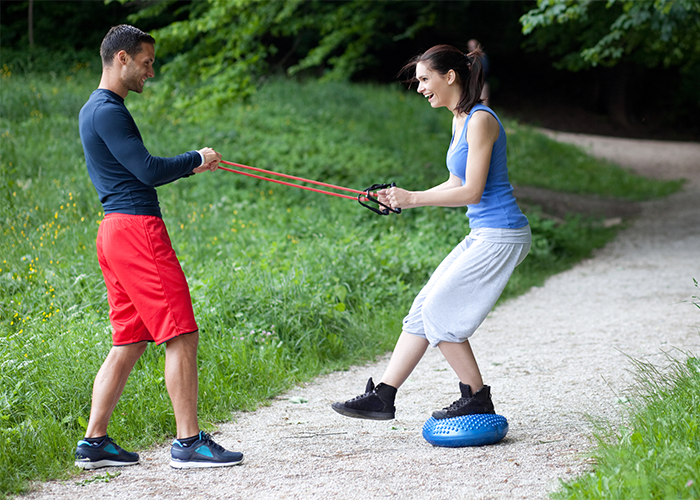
[
  {"xmin": 381, "ymin": 111, "xmax": 500, "ymax": 209},
  {"xmin": 425, "ymin": 175, "xmax": 462, "ymax": 193}
]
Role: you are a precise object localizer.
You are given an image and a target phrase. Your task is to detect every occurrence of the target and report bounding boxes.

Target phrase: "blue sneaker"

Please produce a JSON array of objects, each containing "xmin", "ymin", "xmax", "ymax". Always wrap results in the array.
[
  {"xmin": 170, "ymin": 431, "xmax": 244, "ymax": 469},
  {"xmin": 74, "ymin": 436, "xmax": 140, "ymax": 469}
]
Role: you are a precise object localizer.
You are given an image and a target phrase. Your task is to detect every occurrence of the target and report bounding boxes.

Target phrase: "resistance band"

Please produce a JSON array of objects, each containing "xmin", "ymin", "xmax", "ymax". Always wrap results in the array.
[{"xmin": 219, "ymin": 160, "xmax": 401, "ymax": 215}]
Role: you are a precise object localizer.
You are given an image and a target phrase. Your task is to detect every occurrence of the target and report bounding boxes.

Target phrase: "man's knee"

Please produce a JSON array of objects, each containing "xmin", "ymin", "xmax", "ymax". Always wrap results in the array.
[{"xmin": 165, "ymin": 330, "xmax": 199, "ymax": 352}]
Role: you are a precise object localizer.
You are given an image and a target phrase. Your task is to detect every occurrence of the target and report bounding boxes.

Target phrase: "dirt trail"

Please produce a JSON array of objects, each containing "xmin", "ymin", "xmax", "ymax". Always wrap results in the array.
[{"xmin": 22, "ymin": 132, "xmax": 700, "ymax": 500}]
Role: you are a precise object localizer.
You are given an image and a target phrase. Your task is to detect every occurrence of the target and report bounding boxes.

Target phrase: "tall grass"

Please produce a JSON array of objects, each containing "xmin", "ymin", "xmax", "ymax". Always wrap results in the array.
[
  {"xmin": 552, "ymin": 281, "xmax": 700, "ymax": 499},
  {"xmin": 552, "ymin": 352, "xmax": 700, "ymax": 500},
  {"xmin": 0, "ymin": 66, "xmax": 683, "ymax": 496}
]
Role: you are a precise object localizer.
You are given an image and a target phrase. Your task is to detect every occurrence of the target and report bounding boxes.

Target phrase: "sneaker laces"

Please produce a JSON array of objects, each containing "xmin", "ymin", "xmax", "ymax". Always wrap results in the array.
[
  {"xmin": 443, "ymin": 396, "xmax": 471, "ymax": 411},
  {"xmin": 198, "ymin": 432, "xmax": 227, "ymax": 453},
  {"xmin": 345, "ymin": 390, "xmax": 375, "ymax": 403},
  {"xmin": 344, "ymin": 378, "xmax": 376, "ymax": 403}
]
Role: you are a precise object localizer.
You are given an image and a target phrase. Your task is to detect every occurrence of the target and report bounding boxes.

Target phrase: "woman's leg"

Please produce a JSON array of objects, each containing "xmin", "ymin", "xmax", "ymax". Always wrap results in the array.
[
  {"xmin": 379, "ymin": 332, "xmax": 430, "ymax": 389},
  {"xmin": 380, "ymin": 238, "xmax": 470, "ymax": 390},
  {"xmin": 432, "ymin": 338, "xmax": 493, "ymax": 419},
  {"xmin": 438, "ymin": 339, "xmax": 483, "ymax": 392}
]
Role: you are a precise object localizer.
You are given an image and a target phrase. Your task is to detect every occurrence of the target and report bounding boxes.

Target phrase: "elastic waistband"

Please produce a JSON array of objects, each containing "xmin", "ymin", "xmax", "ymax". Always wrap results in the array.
[
  {"xmin": 103, "ymin": 213, "xmax": 163, "ymax": 222},
  {"xmin": 468, "ymin": 225, "xmax": 531, "ymax": 243}
]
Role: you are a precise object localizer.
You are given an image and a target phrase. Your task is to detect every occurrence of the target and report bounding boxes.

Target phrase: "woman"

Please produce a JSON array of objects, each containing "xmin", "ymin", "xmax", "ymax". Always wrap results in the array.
[{"xmin": 332, "ymin": 44, "xmax": 531, "ymax": 421}]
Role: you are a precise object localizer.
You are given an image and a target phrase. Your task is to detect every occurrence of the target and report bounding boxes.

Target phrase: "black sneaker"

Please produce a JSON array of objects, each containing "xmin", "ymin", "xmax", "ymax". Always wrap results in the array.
[
  {"xmin": 331, "ymin": 377, "xmax": 397, "ymax": 420},
  {"xmin": 170, "ymin": 431, "xmax": 244, "ymax": 469},
  {"xmin": 432, "ymin": 383, "xmax": 495, "ymax": 420},
  {"xmin": 74, "ymin": 436, "xmax": 140, "ymax": 470}
]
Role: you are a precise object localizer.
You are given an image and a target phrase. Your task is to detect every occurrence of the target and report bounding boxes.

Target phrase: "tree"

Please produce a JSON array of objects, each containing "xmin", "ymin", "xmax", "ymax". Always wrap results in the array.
[
  {"xmin": 123, "ymin": 0, "xmax": 433, "ymax": 112},
  {"xmin": 2, "ymin": 0, "xmax": 125, "ymax": 50},
  {"xmin": 519, "ymin": 0, "xmax": 700, "ymax": 126},
  {"xmin": 521, "ymin": 0, "xmax": 700, "ymax": 69}
]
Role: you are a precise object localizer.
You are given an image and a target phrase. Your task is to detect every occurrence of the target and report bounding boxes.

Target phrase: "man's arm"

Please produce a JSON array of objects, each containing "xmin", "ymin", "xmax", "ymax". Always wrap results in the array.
[{"xmin": 95, "ymin": 104, "xmax": 202, "ymax": 186}]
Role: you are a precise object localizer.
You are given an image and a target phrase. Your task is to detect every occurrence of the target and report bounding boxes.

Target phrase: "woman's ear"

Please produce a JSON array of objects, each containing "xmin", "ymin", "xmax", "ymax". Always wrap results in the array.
[{"xmin": 447, "ymin": 69, "xmax": 456, "ymax": 85}]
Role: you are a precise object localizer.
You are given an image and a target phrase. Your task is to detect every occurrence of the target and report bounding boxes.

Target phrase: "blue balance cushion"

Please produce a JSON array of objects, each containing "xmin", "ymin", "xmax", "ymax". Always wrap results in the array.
[{"xmin": 422, "ymin": 414, "xmax": 508, "ymax": 447}]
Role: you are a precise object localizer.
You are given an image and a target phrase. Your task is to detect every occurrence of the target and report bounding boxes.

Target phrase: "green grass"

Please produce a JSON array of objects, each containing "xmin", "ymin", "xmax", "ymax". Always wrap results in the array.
[
  {"xmin": 0, "ymin": 65, "xmax": 684, "ymax": 496},
  {"xmin": 552, "ymin": 351, "xmax": 700, "ymax": 500},
  {"xmin": 505, "ymin": 122, "xmax": 685, "ymax": 200},
  {"xmin": 552, "ymin": 283, "xmax": 700, "ymax": 500}
]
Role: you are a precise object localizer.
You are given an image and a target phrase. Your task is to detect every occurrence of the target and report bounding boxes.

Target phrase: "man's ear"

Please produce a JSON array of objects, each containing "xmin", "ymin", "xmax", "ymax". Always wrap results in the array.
[{"xmin": 116, "ymin": 50, "xmax": 129, "ymax": 66}]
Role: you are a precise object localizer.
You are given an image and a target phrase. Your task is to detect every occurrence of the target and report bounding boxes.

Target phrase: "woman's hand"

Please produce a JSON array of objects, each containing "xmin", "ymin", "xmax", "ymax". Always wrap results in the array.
[{"xmin": 378, "ymin": 186, "xmax": 415, "ymax": 210}]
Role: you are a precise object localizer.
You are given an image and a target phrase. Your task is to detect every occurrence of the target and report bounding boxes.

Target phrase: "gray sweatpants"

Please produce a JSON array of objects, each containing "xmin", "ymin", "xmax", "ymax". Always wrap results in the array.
[{"xmin": 403, "ymin": 225, "xmax": 531, "ymax": 347}]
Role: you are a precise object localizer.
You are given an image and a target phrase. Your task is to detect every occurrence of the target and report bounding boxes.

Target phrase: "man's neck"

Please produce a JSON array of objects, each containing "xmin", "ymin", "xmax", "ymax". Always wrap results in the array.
[{"xmin": 98, "ymin": 72, "xmax": 128, "ymax": 99}]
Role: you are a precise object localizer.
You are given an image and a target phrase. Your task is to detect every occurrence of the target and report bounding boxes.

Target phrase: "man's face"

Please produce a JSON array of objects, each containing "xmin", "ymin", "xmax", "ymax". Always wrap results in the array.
[{"xmin": 122, "ymin": 42, "xmax": 155, "ymax": 94}]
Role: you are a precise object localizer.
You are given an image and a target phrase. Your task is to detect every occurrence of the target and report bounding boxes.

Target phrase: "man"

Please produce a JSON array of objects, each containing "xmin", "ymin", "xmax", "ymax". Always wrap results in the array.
[{"xmin": 76, "ymin": 24, "xmax": 242, "ymax": 470}]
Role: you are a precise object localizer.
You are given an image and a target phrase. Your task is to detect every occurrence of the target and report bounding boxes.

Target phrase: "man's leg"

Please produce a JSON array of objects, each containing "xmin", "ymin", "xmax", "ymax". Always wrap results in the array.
[
  {"xmin": 165, "ymin": 330, "xmax": 244, "ymax": 468},
  {"xmin": 85, "ymin": 342, "xmax": 148, "ymax": 438},
  {"xmin": 76, "ymin": 342, "xmax": 148, "ymax": 469},
  {"xmin": 164, "ymin": 331, "xmax": 200, "ymax": 439}
]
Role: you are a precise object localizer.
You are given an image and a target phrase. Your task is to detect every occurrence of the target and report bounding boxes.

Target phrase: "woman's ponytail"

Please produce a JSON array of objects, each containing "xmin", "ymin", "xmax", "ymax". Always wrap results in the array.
[{"xmin": 398, "ymin": 44, "xmax": 486, "ymax": 115}]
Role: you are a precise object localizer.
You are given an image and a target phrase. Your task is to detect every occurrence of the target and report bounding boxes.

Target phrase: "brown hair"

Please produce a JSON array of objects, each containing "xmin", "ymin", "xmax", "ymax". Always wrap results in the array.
[{"xmin": 399, "ymin": 44, "xmax": 485, "ymax": 114}]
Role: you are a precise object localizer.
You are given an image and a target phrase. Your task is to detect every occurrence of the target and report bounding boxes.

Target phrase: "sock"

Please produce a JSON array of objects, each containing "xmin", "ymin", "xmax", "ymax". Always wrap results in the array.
[
  {"xmin": 83, "ymin": 435, "xmax": 107, "ymax": 444},
  {"xmin": 176, "ymin": 433, "xmax": 201, "ymax": 447}
]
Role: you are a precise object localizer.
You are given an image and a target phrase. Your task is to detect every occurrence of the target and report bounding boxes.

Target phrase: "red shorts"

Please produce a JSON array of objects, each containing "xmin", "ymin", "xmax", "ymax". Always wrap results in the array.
[{"xmin": 96, "ymin": 213, "xmax": 198, "ymax": 346}]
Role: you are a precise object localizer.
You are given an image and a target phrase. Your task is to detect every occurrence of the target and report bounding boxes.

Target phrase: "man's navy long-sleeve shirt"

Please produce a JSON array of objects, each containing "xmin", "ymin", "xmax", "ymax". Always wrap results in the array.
[{"xmin": 79, "ymin": 89, "xmax": 200, "ymax": 218}]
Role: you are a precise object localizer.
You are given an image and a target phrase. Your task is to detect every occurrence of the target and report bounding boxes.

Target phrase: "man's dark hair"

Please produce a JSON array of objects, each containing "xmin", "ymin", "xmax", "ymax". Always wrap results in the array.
[{"xmin": 100, "ymin": 25, "xmax": 155, "ymax": 67}]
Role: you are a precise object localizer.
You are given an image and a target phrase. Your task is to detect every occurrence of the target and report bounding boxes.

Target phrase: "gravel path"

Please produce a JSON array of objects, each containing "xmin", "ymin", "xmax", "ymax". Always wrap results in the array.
[{"xmin": 22, "ymin": 132, "xmax": 700, "ymax": 500}]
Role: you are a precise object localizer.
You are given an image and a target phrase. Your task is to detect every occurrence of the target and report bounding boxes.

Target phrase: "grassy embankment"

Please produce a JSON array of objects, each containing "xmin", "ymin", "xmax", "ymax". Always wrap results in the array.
[
  {"xmin": 552, "ymin": 342, "xmax": 700, "ymax": 500},
  {"xmin": 0, "ymin": 61, "xmax": 685, "ymax": 496}
]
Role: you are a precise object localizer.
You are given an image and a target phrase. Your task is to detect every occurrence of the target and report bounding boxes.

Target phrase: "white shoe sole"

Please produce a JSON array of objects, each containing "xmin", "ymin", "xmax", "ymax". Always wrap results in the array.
[
  {"xmin": 75, "ymin": 459, "xmax": 139, "ymax": 470},
  {"xmin": 169, "ymin": 457, "xmax": 244, "ymax": 469}
]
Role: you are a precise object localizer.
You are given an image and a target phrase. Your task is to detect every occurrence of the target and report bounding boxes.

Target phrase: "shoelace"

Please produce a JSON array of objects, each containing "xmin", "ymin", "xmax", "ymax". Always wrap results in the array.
[
  {"xmin": 444, "ymin": 396, "xmax": 471, "ymax": 411},
  {"xmin": 348, "ymin": 390, "xmax": 381, "ymax": 403},
  {"xmin": 199, "ymin": 433, "xmax": 227, "ymax": 453},
  {"xmin": 347, "ymin": 390, "xmax": 375, "ymax": 403}
]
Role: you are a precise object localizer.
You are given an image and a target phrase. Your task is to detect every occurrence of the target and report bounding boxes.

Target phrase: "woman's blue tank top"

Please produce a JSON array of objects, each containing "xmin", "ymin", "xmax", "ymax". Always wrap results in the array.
[{"xmin": 446, "ymin": 104, "xmax": 528, "ymax": 229}]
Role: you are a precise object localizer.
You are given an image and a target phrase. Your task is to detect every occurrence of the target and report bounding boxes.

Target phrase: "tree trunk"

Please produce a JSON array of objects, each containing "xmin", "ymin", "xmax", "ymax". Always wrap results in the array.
[{"xmin": 28, "ymin": 0, "xmax": 34, "ymax": 48}]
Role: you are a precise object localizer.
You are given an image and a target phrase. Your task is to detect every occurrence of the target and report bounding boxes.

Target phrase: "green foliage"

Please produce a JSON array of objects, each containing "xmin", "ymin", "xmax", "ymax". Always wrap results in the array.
[
  {"xmin": 552, "ymin": 349, "xmax": 700, "ymax": 499},
  {"xmin": 0, "ymin": 0, "xmax": 134, "ymax": 52},
  {"xmin": 0, "ymin": 66, "xmax": 680, "ymax": 495},
  {"xmin": 122, "ymin": 0, "xmax": 433, "ymax": 110},
  {"xmin": 520, "ymin": 0, "xmax": 700, "ymax": 71}
]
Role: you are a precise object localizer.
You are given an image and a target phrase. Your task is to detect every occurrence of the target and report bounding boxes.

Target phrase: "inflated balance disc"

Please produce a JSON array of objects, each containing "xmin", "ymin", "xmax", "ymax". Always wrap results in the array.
[{"xmin": 422, "ymin": 413, "xmax": 508, "ymax": 447}]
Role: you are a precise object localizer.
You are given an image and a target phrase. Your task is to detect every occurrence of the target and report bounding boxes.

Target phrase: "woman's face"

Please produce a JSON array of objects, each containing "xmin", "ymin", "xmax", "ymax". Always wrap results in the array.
[{"xmin": 415, "ymin": 61, "xmax": 455, "ymax": 110}]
